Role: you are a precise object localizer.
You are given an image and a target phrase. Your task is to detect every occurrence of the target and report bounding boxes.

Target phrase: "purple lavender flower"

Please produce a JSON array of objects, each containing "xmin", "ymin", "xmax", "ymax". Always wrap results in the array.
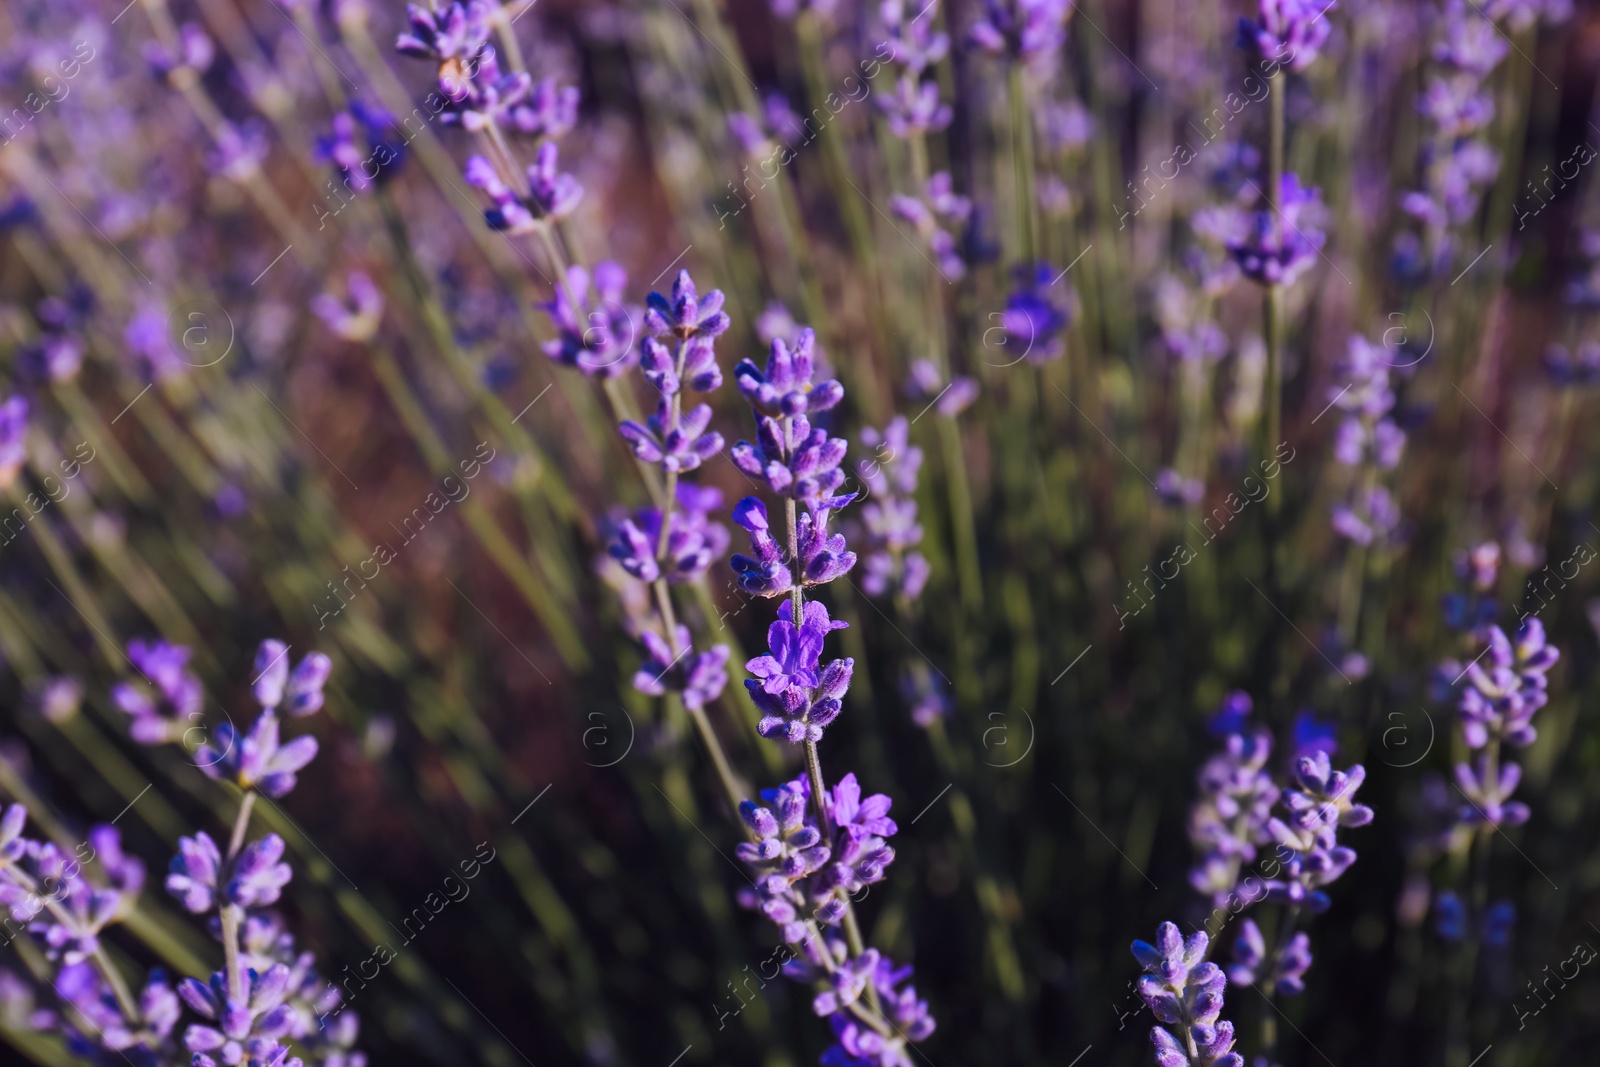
[
  {"xmin": 969, "ymin": 0, "xmax": 1073, "ymax": 68},
  {"xmin": 1188, "ymin": 708, "xmax": 1277, "ymax": 905},
  {"xmin": 312, "ymin": 272, "xmax": 385, "ymax": 343},
  {"xmin": 1227, "ymin": 919, "xmax": 1312, "ymax": 995},
  {"xmin": 1458, "ymin": 619, "xmax": 1559, "ymax": 748},
  {"xmin": 619, "ymin": 398, "xmax": 724, "ymax": 473},
  {"xmin": 1155, "ymin": 468, "xmax": 1205, "ymax": 508},
  {"xmin": 0, "ymin": 395, "xmax": 26, "ymax": 489},
  {"xmin": 312, "ymin": 100, "xmax": 405, "ymax": 195},
  {"xmin": 632, "ymin": 625, "xmax": 729, "ymax": 710},
  {"xmin": 1228, "ymin": 173, "xmax": 1325, "ymax": 287},
  {"xmin": 907, "ymin": 359, "xmax": 978, "ymax": 417},
  {"xmin": 737, "ymin": 778, "xmax": 831, "ymax": 900},
  {"xmin": 729, "ymin": 94, "xmax": 805, "ymax": 154},
  {"xmin": 1543, "ymin": 342, "xmax": 1600, "ymax": 387},
  {"xmin": 1330, "ymin": 335, "xmax": 1405, "ymax": 468},
  {"xmin": 857, "ymin": 418, "xmax": 929, "ymax": 599},
  {"xmin": 1259, "ymin": 752, "xmax": 1372, "ymax": 912},
  {"xmin": 822, "ymin": 957, "xmax": 936, "ymax": 1067},
  {"xmin": 1130, "ymin": 923, "xmax": 1243, "ymax": 1067},
  {"xmin": 394, "ymin": 2, "xmax": 492, "ymax": 62},
  {"xmin": 464, "ymin": 143, "xmax": 583, "ymax": 232},
  {"xmin": 730, "ymin": 497, "xmax": 796, "ymax": 597},
  {"xmin": 993, "ymin": 263, "xmax": 1073, "ymax": 364},
  {"xmin": 198, "ymin": 712, "xmax": 319, "ymax": 799},
  {"xmin": 508, "ymin": 77, "xmax": 580, "ymax": 140},
  {"xmin": 880, "ymin": 1, "xmax": 951, "ymax": 74},
  {"xmin": 734, "ymin": 329, "xmax": 842, "ymax": 417},
  {"xmin": 1330, "ymin": 485, "xmax": 1399, "ymax": 546},
  {"xmin": 111, "ymin": 639, "xmax": 204, "ymax": 745},
  {"xmin": 745, "ymin": 602, "xmax": 853, "ymax": 743},
  {"xmin": 166, "ymin": 832, "xmax": 223, "ymax": 914},
  {"xmin": 645, "ymin": 269, "xmax": 731, "ymax": 343},
  {"xmin": 609, "ymin": 485, "xmax": 730, "ymax": 583},
  {"xmin": 1237, "ymin": 0, "xmax": 1336, "ymax": 72},
  {"xmin": 541, "ymin": 261, "xmax": 640, "ymax": 377},
  {"xmin": 1453, "ymin": 756, "xmax": 1530, "ymax": 827},
  {"xmin": 891, "ymin": 173, "xmax": 972, "ymax": 279},
  {"xmin": 439, "ymin": 46, "xmax": 533, "ymax": 128},
  {"xmin": 227, "ymin": 835, "xmax": 292, "ymax": 908},
  {"xmin": 747, "ymin": 600, "xmax": 840, "ymax": 695},
  {"xmin": 731, "ymin": 412, "xmax": 851, "ymax": 508}
]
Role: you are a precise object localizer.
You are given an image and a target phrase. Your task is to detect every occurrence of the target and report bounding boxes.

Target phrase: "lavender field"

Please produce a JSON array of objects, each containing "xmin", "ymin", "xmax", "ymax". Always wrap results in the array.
[{"xmin": 0, "ymin": 1, "xmax": 1597, "ymax": 1065}]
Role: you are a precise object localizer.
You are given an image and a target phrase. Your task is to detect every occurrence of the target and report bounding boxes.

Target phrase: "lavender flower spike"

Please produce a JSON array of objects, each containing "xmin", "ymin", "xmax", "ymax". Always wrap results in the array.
[
  {"xmin": 1237, "ymin": 0, "xmax": 1337, "ymax": 72},
  {"xmin": 1131, "ymin": 922, "xmax": 1243, "ymax": 1067}
]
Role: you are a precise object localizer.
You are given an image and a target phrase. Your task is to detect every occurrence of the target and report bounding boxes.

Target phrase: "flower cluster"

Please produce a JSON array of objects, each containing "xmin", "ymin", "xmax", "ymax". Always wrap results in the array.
[
  {"xmin": 890, "ymin": 173, "xmax": 972, "ymax": 280},
  {"xmin": 0, "ymin": 641, "xmax": 359, "ymax": 1067},
  {"xmin": 619, "ymin": 270, "xmax": 729, "ymax": 473},
  {"xmin": 1328, "ymin": 333, "xmax": 1406, "ymax": 546},
  {"xmin": 993, "ymin": 263, "xmax": 1074, "ymax": 364},
  {"xmin": 312, "ymin": 99, "xmax": 405, "ymax": 197},
  {"xmin": 735, "ymin": 773, "xmax": 927, "ymax": 1064},
  {"xmin": 396, "ymin": 3, "xmax": 585, "ymax": 231},
  {"xmin": 110, "ymin": 638, "xmax": 204, "ymax": 745},
  {"xmin": 744, "ymin": 601, "xmax": 854, "ymax": 744},
  {"xmin": 0, "ymin": 394, "xmax": 27, "ymax": 490},
  {"xmin": 1400, "ymin": 1, "xmax": 1516, "ymax": 279},
  {"xmin": 1236, "ymin": 0, "xmax": 1336, "ymax": 73},
  {"xmin": 194, "ymin": 641, "xmax": 331, "ymax": 798},
  {"xmin": 856, "ymin": 418, "xmax": 929, "ymax": 601},
  {"xmin": 1188, "ymin": 694, "xmax": 1277, "ymax": 906},
  {"xmin": 541, "ymin": 262, "xmax": 641, "ymax": 378},
  {"xmin": 877, "ymin": 1, "xmax": 952, "ymax": 138},
  {"xmin": 1130, "ymin": 923, "xmax": 1243, "ymax": 1067},
  {"xmin": 905, "ymin": 359, "xmax": 978, "ymax": 418},
  {"xmin": 1457, "ymin": 618, "xmax": 1559, "ymax": 750},
  {"xmin": 1260, "ymin": 752, "xmax": 1374, "ymax": 912},
  {"xmin": 1227, "ymin": 173, "xmax": 1326, "ymax": 287},
  {"xmin": 609, "ymin": 483, "xmax": 730, "ymax": 585},
  {"xmin": 968, "ymin": 0, "xmax": 1074, "ymax": 70}
]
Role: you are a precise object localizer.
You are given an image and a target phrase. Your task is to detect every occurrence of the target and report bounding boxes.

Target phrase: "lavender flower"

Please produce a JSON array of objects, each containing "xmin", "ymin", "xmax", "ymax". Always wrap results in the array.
[
  {"xmin": 632, "ymin": 625, "xmax": 729, "ymax": 710},
  {"xmin": 542, "ymin": 261, "xmax": 640, "ymax": 377},
  {"xmin": 1130, "ymin": 923, "xmax": 1243, "ymax": 1067},
  {"xmin": 508, "ymin": 77, "xmax": 580, "ymax": 140},
  {"xmin": 0, "ymin": 394, "xmax": 26, "ymax": 489},
  {"xmin": 111, "ymin": 639, "xmax": 203, "ymax": 745},
  {"xmin": 1330, "ymin": 485, "xmax": 1399, "ymax": 546},
  {"xmin": 733, "ymin": 329, "xmax": 841, "ymax": 417},
  {"xmin": 1227, "ymin": 173, "xmax": 1325, "ymax": 287},
  {"xmin": 312, "ymin": 100, "xmax": 404, "ymax": 195},
  {"xmin": 1260, "ymin": 753, "xmax": 1372, "ymax": 912},
  {"xmin": 618, "ymin": 400, "xmax": 723, "ymax": 473},
  {"xmin": 464, "ymin": 143, "xmax": 583, "ymax": 231},
  {"xmin": 394, "ymin": 2, "xmax": 492, "ymax": 63},
  {"xmin": 1236, "ymin": 0, "xmax": 1336, "ymax": 72},
  {"xmin": 728, "ymin": 94, "xmax": 805, "ymax": 155},
  {"xmin": 878, "ymin": 1, "xmax": 952, "ymax": 138},
  {"xmin": 906, "ymin": 359, "xmax": 978, "ymax": 417},
  {"xmin": 1543, "ymin": 341, "xmax": 1600, "ymax": 387},
  {"xmin": 968, "ymin": 0, "xmax": 1073, "ymax": 68},
  {"xmin": 609, "ymin": 485, "xmax": 730, "ymax": 584},
  {"xmin": 994, "ymin": 263, "xmax": 1073, "ymax": 363},
  {"xmin": 1188, "ymin": 697, "xmax": 1277, "ymax": 905},
  {"xmin": 312, "ymin": 272, "xmax": 385, "ymax": 343},
  {"xmin": 1227, "ymin": 919, "xmax": 1312, "ymax": 995},
  {"xmin": 745, "ymin": 602, "xmax": 853, "ymax": 743},
  {"xmin": 645, "ymin": 269, "xmax": 731, "ymax": 343},
  {"xmin": 890, "ymin": 173, "xmax": 972, "ymax": 279},
  {"xmin": 1457, "ymin": 619, "xmax": 1559, "ymax": 748},
  {"xmin": 857, "ymin": 418, "xmax": 929, "ymax": 600}
]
